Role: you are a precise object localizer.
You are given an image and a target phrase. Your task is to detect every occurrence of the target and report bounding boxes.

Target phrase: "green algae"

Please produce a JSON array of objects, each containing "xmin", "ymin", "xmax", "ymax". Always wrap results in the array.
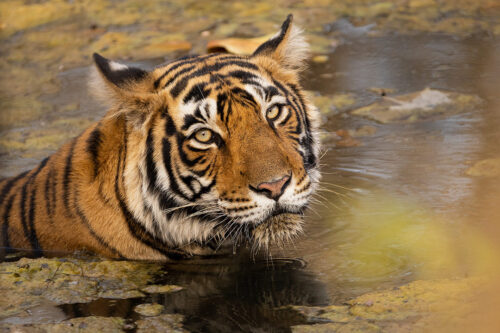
[{"xmin": 0, "ymin": 257, "xmax": 162, "ymax": 319}]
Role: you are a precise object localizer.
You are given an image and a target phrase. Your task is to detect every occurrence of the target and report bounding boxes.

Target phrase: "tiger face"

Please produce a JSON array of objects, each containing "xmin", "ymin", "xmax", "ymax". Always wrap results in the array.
[{"xmin": 92, "ymin": 15, "xmax": 320, "ymax": 253}]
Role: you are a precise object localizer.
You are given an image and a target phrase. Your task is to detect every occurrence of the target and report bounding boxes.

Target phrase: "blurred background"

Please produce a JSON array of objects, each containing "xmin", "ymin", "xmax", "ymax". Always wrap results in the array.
[{"xmin": 1, "ymin": 0, "xmax": 500, "ymax": 332}]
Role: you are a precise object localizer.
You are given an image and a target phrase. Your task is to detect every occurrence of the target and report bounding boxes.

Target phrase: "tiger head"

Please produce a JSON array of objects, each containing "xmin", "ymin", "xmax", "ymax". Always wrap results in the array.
[{"xmin": 91, "ymin": 15, "xmax": 321, "ymax": 254}]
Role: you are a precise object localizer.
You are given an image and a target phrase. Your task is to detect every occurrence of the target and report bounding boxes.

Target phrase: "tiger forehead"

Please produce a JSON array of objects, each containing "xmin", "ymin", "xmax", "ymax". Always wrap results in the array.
[{"xmin": 152, "ymin": 53, "xmax": 271, "ymax": 97}]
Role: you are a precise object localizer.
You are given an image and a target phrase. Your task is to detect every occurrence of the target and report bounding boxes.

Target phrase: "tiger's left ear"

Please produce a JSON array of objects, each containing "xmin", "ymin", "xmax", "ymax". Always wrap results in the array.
[
  {"xmin": 90, "ymin": 53, "xmax": 160, "ymax": 126},
  {"xmin": 252, "ymin": 14, "xmax": 309, "ymax": 71}
]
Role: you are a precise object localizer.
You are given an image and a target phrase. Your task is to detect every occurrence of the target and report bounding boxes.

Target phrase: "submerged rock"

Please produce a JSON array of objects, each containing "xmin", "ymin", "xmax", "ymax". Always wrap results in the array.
[
  {"xmin": 134, "ymin": 303, "xmax": 165, "ymax": 317},
  {"xmin": 465, "ymin": 158, "xmax": 500, "ymax": 177},
  {"xmin": 351, "ymin": 88, "xmax": 482, "ymax": 123},
  {"xmin": 291, "ymin": 277, "xmax": 500, "ymax": 332},
  {"xmin": 308, "ymin": 92, "xmax": 357, "ymax": 115},
  {"xmin": 141, "ymin": 284, "xmax": 184, "ymax": 294}
]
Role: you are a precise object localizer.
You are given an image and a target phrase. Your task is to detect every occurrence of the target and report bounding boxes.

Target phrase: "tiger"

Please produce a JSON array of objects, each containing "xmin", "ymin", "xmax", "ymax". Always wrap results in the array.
[{"xmin": 0, "ymin": 15, "xmax": 321, "ymax": 261}]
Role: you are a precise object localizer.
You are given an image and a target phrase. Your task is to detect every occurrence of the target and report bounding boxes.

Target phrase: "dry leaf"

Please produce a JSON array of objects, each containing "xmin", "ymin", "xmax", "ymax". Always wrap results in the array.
[{"xmin": 207, "ymin": 34, "xmax": 274, "ymax": 55}]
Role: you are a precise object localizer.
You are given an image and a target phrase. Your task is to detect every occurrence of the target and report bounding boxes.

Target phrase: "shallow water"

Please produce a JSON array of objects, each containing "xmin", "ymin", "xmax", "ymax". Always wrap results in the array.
[{"xmin": 2, "ymin": 33, "xmax": 500, "ymax": 331}]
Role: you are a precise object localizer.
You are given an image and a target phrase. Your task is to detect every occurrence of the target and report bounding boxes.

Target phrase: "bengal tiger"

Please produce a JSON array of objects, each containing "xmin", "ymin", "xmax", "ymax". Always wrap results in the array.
[{"xmin": 0, "ymin": 15, "xmax": 320, "ymax": 260}]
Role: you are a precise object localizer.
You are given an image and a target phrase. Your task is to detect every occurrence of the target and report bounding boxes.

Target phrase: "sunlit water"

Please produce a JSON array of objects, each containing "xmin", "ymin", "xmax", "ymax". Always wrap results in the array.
[{"xmin": 2, "ymin": 33, "xmax": 500, "ymax": 331}]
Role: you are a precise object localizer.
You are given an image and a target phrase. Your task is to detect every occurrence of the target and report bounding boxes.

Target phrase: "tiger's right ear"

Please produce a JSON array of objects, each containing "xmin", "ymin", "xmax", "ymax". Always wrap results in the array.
[{"xmin": 90, "ymin": 53, "xmax": 160, "ymax": 124}]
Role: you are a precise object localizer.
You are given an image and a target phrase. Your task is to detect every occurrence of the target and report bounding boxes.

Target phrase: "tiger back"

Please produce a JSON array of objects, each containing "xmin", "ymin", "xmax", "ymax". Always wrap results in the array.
[{"xmin": 0, "ymin": 15, "xmax": 321, "ymax": 260}]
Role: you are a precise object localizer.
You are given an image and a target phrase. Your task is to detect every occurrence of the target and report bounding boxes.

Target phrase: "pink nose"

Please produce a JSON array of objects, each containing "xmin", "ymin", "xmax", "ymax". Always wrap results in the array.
[{"xmin": 256, "ymin": 175, "xmax": 290, "ymax": 200}]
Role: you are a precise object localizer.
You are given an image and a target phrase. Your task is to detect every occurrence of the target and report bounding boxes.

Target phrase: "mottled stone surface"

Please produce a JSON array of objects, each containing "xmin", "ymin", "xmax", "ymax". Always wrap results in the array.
[{"xmin": 351, "ymin": 88, "xmax": 483, "ymax": 123}]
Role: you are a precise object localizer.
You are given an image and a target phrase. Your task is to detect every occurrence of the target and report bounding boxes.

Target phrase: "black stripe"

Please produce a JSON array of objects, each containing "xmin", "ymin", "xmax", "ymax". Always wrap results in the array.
[
  {"xmin": 271, "ymin": 78, "xmax": 316, "ymax": 167},
  {"xmin": 27, "ymin": 183, "xmax": 42, "ymax": 255},
  {"xmin": 183, "ymin": 83, "xmax": 211, "ymax": 104},
  {"xmin": 278, "ymin": 107, "xmax": 293, "ymax": 126},
  {"xmin": 287, "ymin": 84, "xmax": 316, "ymax": 168},
  {"xmin": 181, "ymin": 114, "xmax": 200, "ymax": 131},
  {"xmin": 230, "ymin": 87, "xmax": 258, "ymax": 107},
  {"xmin": 145, "ymin": 128, "xmax": 158, "ymax": 193},
  {"xmin": 162, "ymin": 65, "xmax": 195, "ymax": 89},
  {"xmin": 265, "ymin": 86, "xmax": 280, "ymax": 101},
  {"xmin": 86, "ymin": 126, "xmax": 103, "ymax": 180},
  {"xmin": 63, "ymin": 140, "xmax": 77, "ymax": 217},
  {"xmin": 227, "ymin": 70, "xmax": 259, "ymax": 84},
  {"xmin": 190, "ymin": 178, "xmax": 216, "ymax": 201},
  {"xmin": 1, "ymin": 194, "xmax": 16, "ymax": 252},
  {"xmin": 0, "ymin": 170, "xmax": 29, "ymax": 204},
  {"xmin": 165, "ymin": 113, "xmax": 176, "ymax": 136},
  {"xmin": 154, "ymin": 54, "xmax": 243, "ymax": 89},
  {"xmin": 170, "ymin": 61, "xmax": 259, "ymax": 98},
  {"xmin": 216, "ymin": 92, "xmax": 228, "ymax": 122},
  {"xmin": 162, "ymin": 138, "xmax": 191, "ymax": 200},
  {"xmin": 176, "ymin": 135, "xmax": 203, "ymax": 168},
  {"xmin": 73, "ymin": 187, "xmax": 124, "ymax": 258},
  {"xmin": 253, "ymin": 14, "xmax": 292, "ymax": 56},
  {"xmin": 115, "ymin": 125, "xmax": 187, "ymax": 259},
  {"xmin": 19, "ymin": 178, "xmax": 30, "ymax": 249},
  {"xmin": 50, "ymin": 167, "xmax": 57, "ymax": 218},
  {"xmin": 44, "ymin": 168, "xmax": 52, "ymax": 217},
  {"xmin": 17, "ymin": 158, "xmax": 48, "ymax": 252}
]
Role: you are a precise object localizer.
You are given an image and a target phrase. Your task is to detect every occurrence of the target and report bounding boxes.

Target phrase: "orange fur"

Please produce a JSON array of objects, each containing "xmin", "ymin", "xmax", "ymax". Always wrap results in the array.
[{"xmin": 0, "ymin": 15, "xmax": 321, "ymax": 260}]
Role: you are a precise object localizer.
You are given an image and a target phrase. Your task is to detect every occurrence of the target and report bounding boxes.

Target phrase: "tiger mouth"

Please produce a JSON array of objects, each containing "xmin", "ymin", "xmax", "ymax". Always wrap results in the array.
[
  {"xmin": 256, "ymin": 207, "xmax": 305, "ymax": 226},
  {"xmin": 250, "ymin": 212, "xmax": 305, "ymax": 251}
]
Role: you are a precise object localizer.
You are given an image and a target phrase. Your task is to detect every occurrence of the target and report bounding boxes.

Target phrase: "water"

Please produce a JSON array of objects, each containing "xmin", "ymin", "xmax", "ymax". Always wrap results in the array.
[{"xmin": 2, "ymin": 33, "xmax": 500, "ymax": 331}]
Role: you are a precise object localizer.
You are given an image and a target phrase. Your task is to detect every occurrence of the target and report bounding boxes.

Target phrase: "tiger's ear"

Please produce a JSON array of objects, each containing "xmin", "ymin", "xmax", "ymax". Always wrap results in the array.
[
  {"xmin": 252, "ymin": 14, "xmax": 309, "ymax": 71},
  {"xmin": 90, "ymin": 53, "xmax": 160, "ymax": 126}
]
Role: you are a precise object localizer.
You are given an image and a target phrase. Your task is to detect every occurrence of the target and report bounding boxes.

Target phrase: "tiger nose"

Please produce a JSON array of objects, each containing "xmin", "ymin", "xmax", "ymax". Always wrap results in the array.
[{"xmin": 255, "ymin": 175, "xmax": 291, "ymax": 200}]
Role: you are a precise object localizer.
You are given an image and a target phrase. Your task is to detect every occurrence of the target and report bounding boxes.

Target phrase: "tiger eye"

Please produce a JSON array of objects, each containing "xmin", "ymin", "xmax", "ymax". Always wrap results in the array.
[
  {"xmin": 267, "ymin": 106, "xmax": 280, "ymax": 120},
  {"xmin": 194, "ymin": 129, "xmax": 213, "ymax": 143}
]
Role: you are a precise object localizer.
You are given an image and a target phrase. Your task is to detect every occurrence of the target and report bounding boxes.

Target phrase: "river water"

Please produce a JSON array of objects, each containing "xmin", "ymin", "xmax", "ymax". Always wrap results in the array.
[{"xmin": 2, "ymin": 33, "xmax": 500, "ymax": 332}]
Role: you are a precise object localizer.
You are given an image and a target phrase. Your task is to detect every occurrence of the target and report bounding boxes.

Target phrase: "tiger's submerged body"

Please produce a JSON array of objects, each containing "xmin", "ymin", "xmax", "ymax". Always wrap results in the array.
[{"xmin": 0, "ymin": 16, "xmax": 321, "ymax": 260}]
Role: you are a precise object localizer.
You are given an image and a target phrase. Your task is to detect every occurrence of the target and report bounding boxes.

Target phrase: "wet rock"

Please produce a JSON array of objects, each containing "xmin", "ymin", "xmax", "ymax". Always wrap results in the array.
[
  {"xmin": 309, "ymin": 92, "xmax": 357, "ymax": 115},
  {"xmin": 0, "ymin": 257, "xmax": 161, "ymax": 319},
  {"xmin": 290, "ymin": 277, "xmax": 496, "ymax": 332},
  {"xmin": 0, "ymin": 301, "xmax": 66, "ymax": 326},
  {"xmin": 141, "ymin": 284, "xmax": 183, "ymax": 294},
  {"xmin": 465, "ymin": 158, "xmax": 500, "ymax": 177},
  {"xmin": 351, "ymin": 88, "xmax": 483, "ymax": 123},
  {"xmin": 135, "ymin": 313, "xmax": 187, "ymax": 332},
  {"xmin": 292, "ymin": 322, "xmax": 344, "ymax": 332},
  {"xmin": 134, "ymin": 303, "xmax": 165, "ymax": 317},
  {"xmin": 0, "ymin": 316, "xmax": 125, "ymax": 333},
  {"xmin": 294, "ymin": 321, "xmax": 382, "ymax": 333}
]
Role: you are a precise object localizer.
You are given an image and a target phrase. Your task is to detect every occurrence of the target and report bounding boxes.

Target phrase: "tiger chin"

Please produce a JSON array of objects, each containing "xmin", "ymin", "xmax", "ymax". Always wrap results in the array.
[{"xmin": 0, "ymin": 15, "xmax": 321, "ymax": 261}]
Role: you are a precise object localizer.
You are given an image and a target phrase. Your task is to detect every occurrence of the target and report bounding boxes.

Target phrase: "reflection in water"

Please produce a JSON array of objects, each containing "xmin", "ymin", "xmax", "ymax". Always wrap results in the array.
[
  {"xmin": 60, "ymin": 257, "xmax": 329, "ymax": 332},
  {"xmin": 297, "ymin": 33, "xmax": 500, "ymax": 301}
]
